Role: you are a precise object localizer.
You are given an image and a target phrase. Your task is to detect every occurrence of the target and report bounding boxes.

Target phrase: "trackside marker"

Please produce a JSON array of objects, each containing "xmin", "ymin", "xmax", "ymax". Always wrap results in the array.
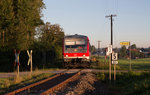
[
  {"xmin": 27, "ymin": 50, "xmax": 33, "ymax": 74},
  {"xmin": 14, "ymin": 49, "xmax": 20, "ymax": 78}
]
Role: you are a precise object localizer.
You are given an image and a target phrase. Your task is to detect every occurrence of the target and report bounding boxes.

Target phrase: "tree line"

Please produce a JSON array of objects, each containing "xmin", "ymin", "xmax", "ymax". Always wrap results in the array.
[
  {"xmin": 0, "ymin": 0, "xmax": 64, "ymax": 71},
  {"xmin": 119, "ymin": 44, "xmax": 150, "ymax": 59},
  {"xmin": 0, "ymin": 0, "xmax": 45, "ymax": 51},
  {"xmin": 90, "ymin": 44, "xmax": 150, "ymax": 59}
]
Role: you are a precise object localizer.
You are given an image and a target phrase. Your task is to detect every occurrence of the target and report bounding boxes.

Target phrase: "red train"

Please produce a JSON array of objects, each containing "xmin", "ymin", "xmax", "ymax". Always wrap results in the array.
[{"xmin": 63, "ymin": 34, "xmax": 90, "ymax": 68}]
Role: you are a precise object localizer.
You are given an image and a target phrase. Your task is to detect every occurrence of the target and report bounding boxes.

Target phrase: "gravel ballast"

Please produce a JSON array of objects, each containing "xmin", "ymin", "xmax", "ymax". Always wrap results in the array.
[{"xmin": 51, "ymin": 73, "xmax": 111, "ymax": 95}]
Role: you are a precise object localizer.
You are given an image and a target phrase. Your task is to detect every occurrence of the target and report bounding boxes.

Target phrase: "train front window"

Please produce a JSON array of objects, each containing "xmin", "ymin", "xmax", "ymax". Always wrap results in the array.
[{"xmin": 64, "ymin": 40, "xmax": 87, "ymax": 53}]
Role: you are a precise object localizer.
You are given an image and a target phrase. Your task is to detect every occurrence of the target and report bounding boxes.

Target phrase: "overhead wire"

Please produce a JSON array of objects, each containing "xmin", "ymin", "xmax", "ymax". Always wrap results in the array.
[
  {"xmin": 113, "ymin": 0, "xmax": 119, "ymax": 48},
  {"xmin": 104, "ymin": 0, "xmax": 119, "ymax": 48}
]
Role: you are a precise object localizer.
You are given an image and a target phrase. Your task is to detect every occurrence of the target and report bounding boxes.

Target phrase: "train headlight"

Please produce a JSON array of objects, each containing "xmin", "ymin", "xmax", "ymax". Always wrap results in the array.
[
  {"xmin": 74, "ymin": 49, "xmax": 77, "ymax": 52},
  {"xmin": 83, "ymin": 54, "xmax": 85, "ymax": 56},
  {"xmin": 66, "ymin": 55, "xmax": 68, "ymax": 57}
]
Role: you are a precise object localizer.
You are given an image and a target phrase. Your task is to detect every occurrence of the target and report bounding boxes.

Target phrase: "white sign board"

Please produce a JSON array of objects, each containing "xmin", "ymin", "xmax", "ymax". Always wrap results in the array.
[
  {"xmin": 112, "ymin": 61, "xmax": 118, "ymax": 64},
  {"xmin": 108, "ymin": 45, "xmax": 112, "ymax": 53},
  {"xmin": 106, "ymin": 45, "xmax": 112, "ymax": 56},
  {"xmin": 112, "ymin": 53, "xmax": 118, "ymax": 61},
  {"xmin": 106, "ymin": 52, "xmax": 110, "ymax": 56}
]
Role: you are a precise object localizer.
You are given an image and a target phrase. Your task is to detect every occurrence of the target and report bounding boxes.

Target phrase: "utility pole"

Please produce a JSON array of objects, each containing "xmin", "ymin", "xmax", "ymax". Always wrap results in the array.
[
  {"xmin": 106, "ymin": 14, "xmax": 117, "ymax": 81},
  {"xmin": 98, "ymin": 40, "xmax": 101, "ymax": 57}
]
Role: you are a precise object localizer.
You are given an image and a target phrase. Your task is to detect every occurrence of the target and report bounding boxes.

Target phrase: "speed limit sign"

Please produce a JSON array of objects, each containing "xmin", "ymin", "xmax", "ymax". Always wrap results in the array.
[{"xmin": 112, "ymin": 53, "xmax": 118, "ymax": 61}]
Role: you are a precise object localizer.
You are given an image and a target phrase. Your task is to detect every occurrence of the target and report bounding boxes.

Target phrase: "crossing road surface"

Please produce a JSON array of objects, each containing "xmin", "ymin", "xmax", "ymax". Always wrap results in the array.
[{"xmin": 0, "ymin": 69, "xmax": 149, "ymax": 78}]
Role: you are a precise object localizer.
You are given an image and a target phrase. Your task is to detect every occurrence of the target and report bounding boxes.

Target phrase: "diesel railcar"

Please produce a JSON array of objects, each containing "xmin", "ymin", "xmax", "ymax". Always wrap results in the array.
[{"xmin": 63, "ymin": 34, "xmax": 90, "ymax": 67}]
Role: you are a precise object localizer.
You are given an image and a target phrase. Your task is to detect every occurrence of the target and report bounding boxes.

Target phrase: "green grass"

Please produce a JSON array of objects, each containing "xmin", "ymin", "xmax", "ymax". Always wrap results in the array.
[
  {"xmin": 96, "ymin": 72, "xmax": 150, "ymax": 95},
  {"xmin": 118, "ymin": 58, "xmax": 150, "ymax": 70},
  {"xmin": 91, "ymin": 56, "xmax": 150, "ymax": 71},
  {"xmin": 0, "ymin": 72, "xmax": 53, "ymax": 94}
]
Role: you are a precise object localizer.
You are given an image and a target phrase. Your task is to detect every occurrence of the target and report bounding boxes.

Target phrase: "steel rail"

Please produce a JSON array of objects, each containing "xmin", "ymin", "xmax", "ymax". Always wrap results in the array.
[
  {"xmin": 5, "ymin": 69, "xmax": 70, "ymax": 95},
  {"xmin": 40, "ymin": 70, "xmax": 81, "ymax": 95}
]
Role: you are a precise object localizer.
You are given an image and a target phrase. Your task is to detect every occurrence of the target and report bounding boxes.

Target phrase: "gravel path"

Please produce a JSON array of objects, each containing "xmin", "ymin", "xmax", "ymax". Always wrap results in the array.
[{"xmin": 51, "ymin": 73, "xmax": 111, "ymax": 95}]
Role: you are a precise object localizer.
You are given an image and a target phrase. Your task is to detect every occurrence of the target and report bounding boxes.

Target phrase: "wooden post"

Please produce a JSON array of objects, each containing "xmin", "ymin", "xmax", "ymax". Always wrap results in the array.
[
  {"xmin": 14, "ymin": 50, "xmax": 20, "ymax": 79},
  {"xmin": 129, "ymin": 42, "xmax": 132, "ymax": 71},
  {"xmin": 109, "ymin": 54, "xmax": 111, "ymax": 81},
  {"xmin": 112, "ymin": 52, "xmax": 118, "ymax": 81},
  {"xmin": 31, "ymin": 50, "xmax": 32, "ymax": 74},
  {"xmin": 114, "ymin": 64, "xmax": 116, "ymax": 80},
  {"xmin": 17, "ymin": 64, "xmax": 19, "ymax": 78},
  {"xmin": 120, "ymin": 41, "xmax": 131, "ymax": 71}
]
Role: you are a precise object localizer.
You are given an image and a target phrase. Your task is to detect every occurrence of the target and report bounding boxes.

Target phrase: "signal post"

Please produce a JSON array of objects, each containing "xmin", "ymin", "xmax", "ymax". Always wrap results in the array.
[
  {"xmin": 112, "ymin": 52, "xmax": 118, "ymax": 81},
  {"xmin": 14, "ymin": 50, "xmax": 20, "ymax": 79},
  {"xmin": 120, "ymin": 41, "xmax": 131, "ymax": 71}
]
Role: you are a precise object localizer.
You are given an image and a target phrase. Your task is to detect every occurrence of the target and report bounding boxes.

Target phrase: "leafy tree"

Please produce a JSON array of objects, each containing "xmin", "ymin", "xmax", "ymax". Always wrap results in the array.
[
  {"xmin": 130, "ymin": 44, "xmax": 136, "ymax": 49},
  {"xmin": 33, "ymin": 22, "xmax": 64, "ymax": 59},
  {"xmin": 128, "ymin": 44, "xmax": 144, "ymax": 59},
  {"xmin": 114, "ymin": 47, "xmax": 119, "ymax": 53},
  {"xmin": 0, "ymin": 0, "xmax": 45, "ymax": 51},
  {"xmin": 119, "ymin": 45, "xmax": 127, "ymax": 58},
  {"xmin": 90, "ymin": 45, "xmax": 96, "ymax": 54},
  {"xmin": 148, "ymin": 47, "xmax": 150, "ymax": 52},
  {"xmin": 0, "ymin": 0, "xmax": 14, "ymax": 50}
]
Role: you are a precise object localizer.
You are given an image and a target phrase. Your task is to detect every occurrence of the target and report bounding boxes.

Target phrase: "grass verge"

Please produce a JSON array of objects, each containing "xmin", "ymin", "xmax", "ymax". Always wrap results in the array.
[
  {"xmin": 0, "ymin": 72, "xmax": 53, "ymax": 94},
  {"xmin": 96, "ymin": 72, "xmax": 150, "ymax": 95},
  {"xmin": 91, "ymin": 56, "xmax": 150, "ymax": 71}
]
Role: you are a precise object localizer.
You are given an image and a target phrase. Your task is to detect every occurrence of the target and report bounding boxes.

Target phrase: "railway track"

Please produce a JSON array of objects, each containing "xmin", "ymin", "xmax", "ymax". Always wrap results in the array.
[{"xmin": 5, "ymin": 69, "xmax": 82, "ymax": 95}]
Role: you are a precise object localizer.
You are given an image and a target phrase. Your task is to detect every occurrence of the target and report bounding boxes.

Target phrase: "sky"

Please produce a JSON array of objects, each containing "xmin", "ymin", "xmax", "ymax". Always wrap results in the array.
[{"xmin": 41, "ymin": 0, "xmax": 150, "ymax": 48}]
